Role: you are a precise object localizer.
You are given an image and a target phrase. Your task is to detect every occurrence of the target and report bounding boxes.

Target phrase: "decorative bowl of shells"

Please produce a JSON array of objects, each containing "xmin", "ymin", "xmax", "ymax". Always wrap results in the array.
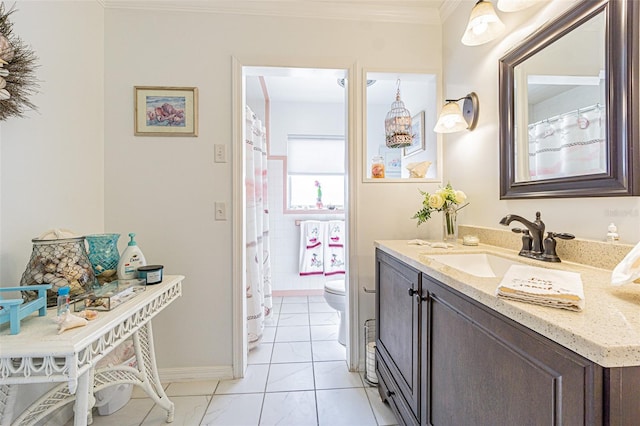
[{"xmin": 20, "ymin": 235, "xmax": 97, "ymax": 307}]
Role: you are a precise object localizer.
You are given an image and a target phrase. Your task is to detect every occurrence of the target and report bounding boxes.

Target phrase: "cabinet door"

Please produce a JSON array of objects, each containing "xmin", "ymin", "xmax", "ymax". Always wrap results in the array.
[
  {"xmin": 423, "ymin": 274, "xmax": 602, "ymax": 426},
  {"xmin": 376, "ymin": 249, "xmax": 421, "ymax": 423}
]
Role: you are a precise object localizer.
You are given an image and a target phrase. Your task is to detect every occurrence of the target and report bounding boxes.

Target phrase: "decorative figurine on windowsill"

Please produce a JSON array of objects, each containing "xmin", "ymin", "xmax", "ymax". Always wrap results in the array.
[{"xmin": 315, "ymin": 180, "xmax": 323, "ymax": 209}]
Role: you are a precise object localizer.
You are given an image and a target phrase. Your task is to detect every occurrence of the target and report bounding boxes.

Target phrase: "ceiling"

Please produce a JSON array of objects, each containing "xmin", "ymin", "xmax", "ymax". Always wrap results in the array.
[{"xmin": 245, "ymin": 67, "xmax": 346, "ymax": 104}]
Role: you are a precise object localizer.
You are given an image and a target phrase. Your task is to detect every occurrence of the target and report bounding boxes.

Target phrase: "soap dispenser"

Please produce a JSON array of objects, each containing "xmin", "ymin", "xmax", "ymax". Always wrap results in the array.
[
  {"xmin": 607, "ymin": 223, "xmax": 620, "ymax": 244},
  {"xmin": 117, "ymin": 233, "xmax": 147, "ymax": 279}
]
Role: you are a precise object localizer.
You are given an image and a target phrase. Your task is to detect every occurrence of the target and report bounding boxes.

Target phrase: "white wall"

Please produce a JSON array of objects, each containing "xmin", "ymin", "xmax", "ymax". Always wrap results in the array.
[
  {"xmin": 104, "ymin": 7, "xmax": 442, "ymax": 373},
  {"xmin": 442, "ymin": 1, "xmax": 640, "ymax": 243},
  {"xmin": 1, "ymin": 1, "xmax": 104, "ymax": 284},
  {"xmin": 0, "ymin": 1, "xmax": 104, "ymax": 420}
]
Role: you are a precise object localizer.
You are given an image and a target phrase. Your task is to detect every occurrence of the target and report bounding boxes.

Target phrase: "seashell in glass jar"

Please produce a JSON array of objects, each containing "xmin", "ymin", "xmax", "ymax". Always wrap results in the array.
[{"xmin": 20, "ymin": 236, "xmax": 97, "ymax": 307}]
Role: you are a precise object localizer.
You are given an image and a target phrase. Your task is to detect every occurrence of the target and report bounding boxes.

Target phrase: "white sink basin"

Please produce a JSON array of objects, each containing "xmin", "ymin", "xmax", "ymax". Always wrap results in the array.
[{"xmin": 425, "ymin": 253, "xmax": 525, "ymax": 278}]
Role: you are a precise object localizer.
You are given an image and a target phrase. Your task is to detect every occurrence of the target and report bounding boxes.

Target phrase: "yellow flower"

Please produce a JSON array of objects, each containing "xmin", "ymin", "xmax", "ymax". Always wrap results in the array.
[
  {"xmin": 428, "ymin": 193, "xmax": 445, "ymax": 209},
  {"xmin": 454, "ymin": 190, "xmax": 467, "ymax": 204},
  {"xmin": 413, "ymin": 183, "xmax": 468, "ymax": 227}
]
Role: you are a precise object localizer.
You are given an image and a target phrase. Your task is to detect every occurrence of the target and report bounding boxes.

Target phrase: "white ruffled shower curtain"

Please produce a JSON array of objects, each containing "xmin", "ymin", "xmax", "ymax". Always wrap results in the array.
[
  {"xmin": 245, "ymin": 106, "xmax": 273, "ymax": 350},
  {"xmin": 528, "ymin": 105, "xmax": 605, "ymax": 180}
]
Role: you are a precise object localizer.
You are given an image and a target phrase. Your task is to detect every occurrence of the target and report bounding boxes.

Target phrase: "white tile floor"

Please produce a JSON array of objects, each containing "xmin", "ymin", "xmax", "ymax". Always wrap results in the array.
[{"xmin": 70, "ymin": 295, "xmax": 396, "ymax": 426}]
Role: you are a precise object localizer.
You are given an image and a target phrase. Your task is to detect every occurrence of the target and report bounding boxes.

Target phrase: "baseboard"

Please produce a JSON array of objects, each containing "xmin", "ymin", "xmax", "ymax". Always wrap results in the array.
[{"xmin": 159, "ymin": 365, "xmax": 234, "ymax": 382}]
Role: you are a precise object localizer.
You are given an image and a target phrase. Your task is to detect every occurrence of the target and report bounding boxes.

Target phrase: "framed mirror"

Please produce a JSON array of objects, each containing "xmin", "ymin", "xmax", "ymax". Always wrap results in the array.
[
  {"xmin": 499, "ymin": 0, "xmax": 639, "ymax": 198},
  {"xmin": 364, "ymin": 71, "xmax": 441, "ymax": 182}
]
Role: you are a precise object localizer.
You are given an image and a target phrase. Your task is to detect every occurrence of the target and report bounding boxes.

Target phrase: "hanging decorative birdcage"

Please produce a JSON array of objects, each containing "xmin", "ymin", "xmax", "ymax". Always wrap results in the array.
[{"xmin": 385, "ymin": 79, "xmax": 413, "ymax": 148}]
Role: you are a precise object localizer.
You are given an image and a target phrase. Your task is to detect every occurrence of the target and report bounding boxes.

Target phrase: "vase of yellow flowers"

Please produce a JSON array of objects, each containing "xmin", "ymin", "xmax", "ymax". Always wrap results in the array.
[{"xmin": 413, "ymin": 183, "xmax": 468, "ymax": 243}]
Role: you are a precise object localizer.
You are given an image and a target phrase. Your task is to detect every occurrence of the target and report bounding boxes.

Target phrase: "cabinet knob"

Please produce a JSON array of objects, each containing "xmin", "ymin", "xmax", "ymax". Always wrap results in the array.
[
  {"xmin": 386, "ymin": 390, "xmax": 395, "ymax": 398},
  {"xmin": 407, "ymin": 288, "xmax": 418, "ymax": 296}
]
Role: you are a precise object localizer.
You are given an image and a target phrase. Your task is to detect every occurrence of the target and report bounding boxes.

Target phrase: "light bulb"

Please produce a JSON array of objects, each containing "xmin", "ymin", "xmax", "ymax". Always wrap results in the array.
[
  {"xmin": 472, "ymin": 21, "xmax": 488, "ymax": 35},
  {"xmin": 461, "ymin": 1, "xmax": 506, "ymax": 46}
]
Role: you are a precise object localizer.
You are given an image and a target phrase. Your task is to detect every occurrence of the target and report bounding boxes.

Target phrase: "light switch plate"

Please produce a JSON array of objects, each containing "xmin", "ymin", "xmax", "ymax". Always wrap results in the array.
[
  {"xmin": 214, "ymin": 144, "xmax": 227, "ymax": 163},
  {"xmin": 215, "ymin": 202, "xmax": 227, "ymax": 220}
]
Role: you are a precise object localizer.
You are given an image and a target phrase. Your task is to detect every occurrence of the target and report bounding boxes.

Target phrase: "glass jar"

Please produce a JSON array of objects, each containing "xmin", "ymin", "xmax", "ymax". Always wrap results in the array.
[
  {"xmin": 85, "ymin": 233, "xmax": 120, "ymax": 284},
  {"xmin": 20, "ymin": 236, "xmax": 97, "ymax": 307},
  {"xmin": 371, "ymin": 155, "xmax": 385, "ymax": 178},
  {"xmin": 443, "ymin": 205, "xmax": 458, "ymax": 243}
]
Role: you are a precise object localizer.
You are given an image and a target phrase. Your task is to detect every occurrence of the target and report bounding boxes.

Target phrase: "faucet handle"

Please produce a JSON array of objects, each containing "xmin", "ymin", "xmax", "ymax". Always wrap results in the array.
[
  {"xmin": 511, "ymin": 227, "xmax": 532, "ymax": 255},
  {"xmin": 542, "ymin": 232, "xmax": 575, "ymax": 262},
  {"xmin": 552, "ymin": 232, "xmax": 575, "ymax": 240}
]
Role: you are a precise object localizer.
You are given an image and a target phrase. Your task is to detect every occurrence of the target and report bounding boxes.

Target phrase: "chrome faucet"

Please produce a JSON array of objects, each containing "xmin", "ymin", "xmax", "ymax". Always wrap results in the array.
[
  {"xmin": 499, "ymin": 211, "xmax": 575, "ymax": 262},
  {"xmin": 500, "ymin": 211, "xmax": 545, "ymax": 255}
]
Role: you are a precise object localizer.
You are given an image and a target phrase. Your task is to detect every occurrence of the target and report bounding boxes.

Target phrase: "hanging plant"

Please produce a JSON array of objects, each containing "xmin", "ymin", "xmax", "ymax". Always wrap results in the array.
[{"xmin": 0, "ymin": 3, "xmax": 39, "ymax": 121}]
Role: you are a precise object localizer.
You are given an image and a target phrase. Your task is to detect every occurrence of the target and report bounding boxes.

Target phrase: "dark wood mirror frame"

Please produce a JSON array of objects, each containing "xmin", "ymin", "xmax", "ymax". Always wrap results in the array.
[{"xmin": 499, "ymin": 0, "xmax": 639, "ymax": 199}]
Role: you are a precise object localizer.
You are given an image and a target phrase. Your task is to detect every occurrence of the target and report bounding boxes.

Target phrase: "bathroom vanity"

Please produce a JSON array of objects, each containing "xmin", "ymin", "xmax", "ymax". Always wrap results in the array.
[{"xmin": 374, "ymin": 241, "xmax": 640, "ymax": 425}]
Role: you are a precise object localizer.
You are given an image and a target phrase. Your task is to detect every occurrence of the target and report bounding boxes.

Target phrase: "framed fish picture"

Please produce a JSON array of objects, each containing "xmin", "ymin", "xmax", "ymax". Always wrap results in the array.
[{"xmin": 134, "ymin": 86, "xmax": 198, "ymax": 136}]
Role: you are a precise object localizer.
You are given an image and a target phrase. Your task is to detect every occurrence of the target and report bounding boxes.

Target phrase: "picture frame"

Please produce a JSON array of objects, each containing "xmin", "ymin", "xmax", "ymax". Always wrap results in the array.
[
  {"xmin": 134, "ymin": 86, "xmax": 198, "ymax": 136},
  {"xmin": 378, "ymin": 145, "xmax": 402, "ymax": 178},
  {"xmin": 404, "ymin": 111, "xmax": 425, "ymax": 156}
]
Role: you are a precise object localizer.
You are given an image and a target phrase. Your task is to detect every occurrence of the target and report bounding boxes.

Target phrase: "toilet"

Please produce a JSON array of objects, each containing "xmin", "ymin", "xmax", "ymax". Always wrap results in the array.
[{"xmin": 324, "ymin": 279, "xmax": 346, "ymax": 346}]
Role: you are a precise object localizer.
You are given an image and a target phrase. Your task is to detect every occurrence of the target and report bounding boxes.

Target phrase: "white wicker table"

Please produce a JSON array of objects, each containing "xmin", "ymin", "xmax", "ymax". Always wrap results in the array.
[{"xmin": 0, "ymin": 275, "xmax": 184, "ymax": 426}]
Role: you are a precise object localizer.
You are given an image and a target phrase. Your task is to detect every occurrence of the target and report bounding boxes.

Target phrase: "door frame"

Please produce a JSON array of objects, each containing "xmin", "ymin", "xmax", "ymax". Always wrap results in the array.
[{"xmin": 231, "ymin": 56, "xmax": 359, "ymax": 377}]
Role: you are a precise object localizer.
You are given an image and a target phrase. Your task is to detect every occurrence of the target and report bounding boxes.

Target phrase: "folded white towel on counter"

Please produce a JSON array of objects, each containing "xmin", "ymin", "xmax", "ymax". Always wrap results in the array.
[
  {"xmin": 611, "ymin": 240, "xmax": 640, "ymax": 286},
  {"xmin": 496, "ymin": 265, "xmax": 585, "ymax": 312}
]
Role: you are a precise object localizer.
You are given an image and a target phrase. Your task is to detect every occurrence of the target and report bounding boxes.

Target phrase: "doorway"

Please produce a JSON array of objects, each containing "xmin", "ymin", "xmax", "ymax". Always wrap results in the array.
[{"xmin": 232, "ymin": 61, "xmax": 354, "ymax": 378}]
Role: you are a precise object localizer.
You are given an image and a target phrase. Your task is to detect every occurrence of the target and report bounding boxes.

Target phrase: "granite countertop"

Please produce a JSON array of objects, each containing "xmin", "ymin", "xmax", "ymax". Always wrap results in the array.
[{"xmin": 375, "ymin": 240, "xmax": 640, "ymax": 368}]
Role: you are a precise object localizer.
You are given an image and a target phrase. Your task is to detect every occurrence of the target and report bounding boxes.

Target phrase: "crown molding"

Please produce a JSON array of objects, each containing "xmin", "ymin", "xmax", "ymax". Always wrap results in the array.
[
  {"xmin": 103, "ymin": 1, "xmax": 442, "ymax": 25},
  {"xmin": 439, "ymin": 0, "xmax": 463, "ymax": 22}
]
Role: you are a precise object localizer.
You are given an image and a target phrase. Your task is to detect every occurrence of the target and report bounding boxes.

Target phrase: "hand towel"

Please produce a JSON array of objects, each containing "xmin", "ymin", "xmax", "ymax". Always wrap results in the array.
[
  {"xmin": 299, "ymin": 221, "xmax": 325, "ymax": 276},
  {"xmin": 496, "ymin": 264, "xmax": 584, "ymax": 312},
  {"xmin": 327, "ymin": 220, "xmax": 345, "ymax": 247},
  {"xmin": 324, "ymin": 220, "xmax": 346, "ymax": 276},
  {"xmin": 611, "ymin": 240, "xmax": 640, "ymax": 286},
  {"xmin": 324, "ymin": 245, "xmax": 346, "ymax": 276},
  {"xmin": 303, "ymin": 220, "xmax": 323, "ymax": 249}
]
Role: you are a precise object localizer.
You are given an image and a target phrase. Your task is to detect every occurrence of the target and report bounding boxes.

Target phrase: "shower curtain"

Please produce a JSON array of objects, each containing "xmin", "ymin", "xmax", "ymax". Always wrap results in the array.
[
  {"xmin": 528, "ymin": 105, "xmax": 605, "ymax": 180},
  {"xmin": 245, "ymin": 105, "xmax": 273, "ymax": 350}
]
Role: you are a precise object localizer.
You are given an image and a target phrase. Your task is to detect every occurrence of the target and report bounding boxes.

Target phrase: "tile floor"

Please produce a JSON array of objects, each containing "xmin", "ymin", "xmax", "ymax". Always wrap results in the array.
[{"xmin": 69, "ymin": 295, "xmax": 396, "ymax": 426}]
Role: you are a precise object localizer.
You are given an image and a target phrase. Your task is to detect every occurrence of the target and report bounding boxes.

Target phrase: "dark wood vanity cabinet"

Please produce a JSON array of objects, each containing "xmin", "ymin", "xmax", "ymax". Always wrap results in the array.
[
  {"xmin": 423, "ymin": 273, "xmax": 602, "ymax": 425},
  {"xmin": 375, "ymin": 249, "xmax": 640, "ymax": 425},
  {"xmin": 375, "ymin": 249, "xmax": 422, "ymax": 425}
]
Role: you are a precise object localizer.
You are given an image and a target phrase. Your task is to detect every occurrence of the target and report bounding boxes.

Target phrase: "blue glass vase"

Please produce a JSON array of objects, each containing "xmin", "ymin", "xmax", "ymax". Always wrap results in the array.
[{"xmin": 85, "ymin": 234, "xmax": 120, "ymax": 284}]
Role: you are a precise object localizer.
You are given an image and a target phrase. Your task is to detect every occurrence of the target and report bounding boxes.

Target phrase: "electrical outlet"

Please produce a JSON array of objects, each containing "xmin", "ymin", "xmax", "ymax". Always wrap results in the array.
[
  {"xmin": 214, "ymin": 144, "xmax": 227, "ymax": 163},
  {"xmin": 215, "ymin": 202, "xmax": 227, "ymax": 220}
]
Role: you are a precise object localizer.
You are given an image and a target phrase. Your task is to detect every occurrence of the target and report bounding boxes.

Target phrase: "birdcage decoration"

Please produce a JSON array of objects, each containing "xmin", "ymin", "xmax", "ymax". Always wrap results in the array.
[{"xmin": 385, "ymin": 79, "xmax": 413, "ymax": 148}]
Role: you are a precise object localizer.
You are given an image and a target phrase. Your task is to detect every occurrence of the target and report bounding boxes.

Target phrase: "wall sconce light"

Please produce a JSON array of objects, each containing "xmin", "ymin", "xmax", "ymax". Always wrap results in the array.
[
  {"xmin": 497, "ymin": 0, "xmax": 543, "ymax": 12},
  {"xmin": 461, "ymin": 0, "xmax": 506, "ymax": 46},
  {"xmin": 433, "ymin": 92, "xmax": 479, "ymax": 134}
]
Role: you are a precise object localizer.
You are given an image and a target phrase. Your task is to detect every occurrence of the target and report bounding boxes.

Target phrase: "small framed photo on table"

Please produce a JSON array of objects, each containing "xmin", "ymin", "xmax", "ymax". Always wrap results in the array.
[
  {"xmin": 134, "ymin": 86, "xmax": 198, "ymax": 136},
  {"xmin": 404, "ymin": 110, "xmax": 425, "ymax": 157}
]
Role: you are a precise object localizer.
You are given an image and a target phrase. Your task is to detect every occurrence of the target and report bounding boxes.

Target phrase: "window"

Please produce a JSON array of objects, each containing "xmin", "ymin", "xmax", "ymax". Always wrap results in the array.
[{"xmin": 287, "ymin": 136, "xmax": 345, "ymax": 210}]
